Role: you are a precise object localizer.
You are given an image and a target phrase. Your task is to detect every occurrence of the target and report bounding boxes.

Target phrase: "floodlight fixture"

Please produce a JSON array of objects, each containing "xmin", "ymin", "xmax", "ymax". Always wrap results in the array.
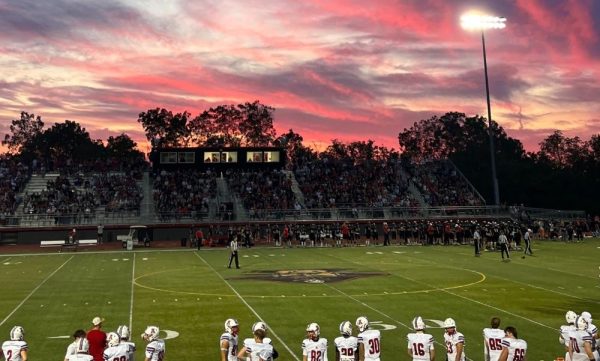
[{"xmin": 461, "ymin": 14, "xmax": 507, "ymax": 30}]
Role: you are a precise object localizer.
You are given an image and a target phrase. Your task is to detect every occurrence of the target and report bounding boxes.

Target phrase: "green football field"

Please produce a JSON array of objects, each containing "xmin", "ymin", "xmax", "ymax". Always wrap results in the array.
[{"xmin": 0, "ymin": 240, "xmax": 598, "ymax": 361}]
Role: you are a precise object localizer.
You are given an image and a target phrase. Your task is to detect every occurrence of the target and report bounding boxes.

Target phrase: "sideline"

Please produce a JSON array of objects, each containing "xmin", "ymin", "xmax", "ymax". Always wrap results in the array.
[
  {"xmin": 129, "ymin": 253, "xmax": 136, "ymax": 332},
  {"xmin": 194, "ymin": 252, "xmax": 301, "ymax": 361},
  {"xmin": 0, "ymin": 256, "xmax": 74, "ymax": 327}
]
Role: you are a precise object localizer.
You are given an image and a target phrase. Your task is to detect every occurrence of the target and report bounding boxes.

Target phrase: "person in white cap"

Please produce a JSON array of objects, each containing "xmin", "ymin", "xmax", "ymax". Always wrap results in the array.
[{"xmin": 87, "ymin": 317, "xmax": 106, "ymax": 361}]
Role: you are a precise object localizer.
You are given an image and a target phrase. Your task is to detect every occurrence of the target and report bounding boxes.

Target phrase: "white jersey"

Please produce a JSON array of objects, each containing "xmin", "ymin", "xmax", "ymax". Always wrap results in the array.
[
  {"xmin": 560, "ymin": 325, "xmax": 577, "ymax": 345},
  {"xmin": 2, "ymin": 340, "xmax": 27, "ymax": 361},
  {"xmin": 67, "ymin": 354, "xmax": 94, "ymax": 361},
  {"xmin": 242, "ymin": 339, "xmax": 274, "ymax": 361},
  {"xmin": 444, "ymin": 331, "xmax": 465, "ymax": 361},
  {"xmin": 66, "ymin": 340, "xmax": 79, "ymax": 358},
  {"xmin": 501, "ymin": 337, "xmax": 527, "ymax": 361},
  {"xmin": 220, "ymin": 332, "xmax": 238, "ymax": 361},
  {"xmin": 357, "ymin": 329, "xmax": 381, "ymax": 360},
  {"xmin": 302, "ymin": 337, "xmax": 328, "ymax": 361},
  {"xmin": 104, "ymin": 343, "xmax": 134, "ymax": 361},
  {"xmin": 569, "ymin": 330, "xmax": 593, "ymax": 361},
  {"xmin": 121, "ymin": 341, "xmax": 136, "ymax": 361},
  {"xmin": 483, "ymin": 328, "xmax": 505, "ymax": 361},
  {"xmin": 407, "ymin": 332, "xmax": 435, "ymax": 361},
  {"xmin": 144, "ymin": 339, "xmax": 165, "ymax": 361},
  {"xmin": 333, "ymin": 335, "xmax": 358, "ymax": 361}
]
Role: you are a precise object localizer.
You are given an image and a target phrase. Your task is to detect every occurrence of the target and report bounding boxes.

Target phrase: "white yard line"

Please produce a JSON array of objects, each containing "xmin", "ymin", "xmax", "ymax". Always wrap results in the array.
[
  {"xmin": 129, "ymin": 253, "xmax": 136, "ymax": 332},
  {"xmin": 0, "ymin": 256, "xmax": 73, "ymax": 327},
  {"xmin": 0, "ymin": 257, "xmax": 12, "ymax": 264},
  {"xmin": 323, "ymin": 283, "xmax": 475, "ymax": 361},
  {"xmin": 194, "ymin": 252, "xmax": 300, "ymax": 361}
]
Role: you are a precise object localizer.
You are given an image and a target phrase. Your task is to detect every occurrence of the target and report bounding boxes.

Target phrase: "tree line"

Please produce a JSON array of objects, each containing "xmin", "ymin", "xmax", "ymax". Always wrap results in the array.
[{"xmin": 3, "ymin": 103, "xmax": 599, "ymax": 214}]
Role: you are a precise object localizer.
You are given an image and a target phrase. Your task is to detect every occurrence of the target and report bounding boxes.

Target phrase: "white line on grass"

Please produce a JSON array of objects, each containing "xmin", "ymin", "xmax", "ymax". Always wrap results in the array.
[
  {"xmin": 0, "ymin": 256, "xmax": 73, "ymax": 327},
  {"xmin": 0, "ymin": 257, "xmax": 12, "ymax": 264},
  {"xmin": 324, "ymin": 283, "xmax": 475, "ymax": 361},
  {"xmin": 129, "ymin": 253, "xmax": 136, "ymax": 332},
  {"xmin": 194, "ymin": 252, "xmax": 300, "ymax": 361}
]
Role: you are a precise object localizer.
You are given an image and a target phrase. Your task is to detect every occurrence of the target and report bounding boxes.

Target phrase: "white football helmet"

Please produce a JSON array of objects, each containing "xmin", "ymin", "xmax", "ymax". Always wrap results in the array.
[
  {"xmin": 9, "ymin": 326, "xmax": 24, "ymax": 341},
  {"xmin": 339, "ymin": 321, "xmax": 353, "ymax": 336},
  {"xmin": 76, "ymin": 338, "xmax": 90, "ymax": 353},
  {"xmin": 443, "ymin": 318, "xmax": 456, "ymax": 328},
  {"xmin": 576, "ymin": 316, "xmax": 588, "ymax": 331},
  {"xmin": 306, "ymin": 322, "xmax": 320, "ymax": 337},
  {"xmin": 142, "ymin": 326, "xmax": 160, "ymax": 341},
  {"xmin": 117, "ymin": 325, "xmax": 130, "ymax": 340},
  {"xmin": 252, "ymin": 321, "xmax": 267, "ymax": 333},
  {"xmin": 224, "ymin": 318, "xmax": 239, "ymax": 334},
  {"xmin": 565, "ymin": 310, "xmax": 578, "ymax": 324},
  {"xmin": 412, "ymin": 316, "xmax": 426, "ymax": 331},
  {"xmin": 356, "ymin": 316, "xmax": 369, "ymax": 332},
  {"xmin": 582, "ymin": 311, "xmax": 593, "ymax": 324},
  {"xmin": 107, "ymin": 332, "xmax": 120, "ymax": 347}
]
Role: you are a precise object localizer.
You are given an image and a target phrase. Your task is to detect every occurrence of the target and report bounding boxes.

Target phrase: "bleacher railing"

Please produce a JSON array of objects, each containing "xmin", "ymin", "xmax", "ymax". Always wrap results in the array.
[{"xmin": 0, "ymin": 204, "xmax": 585, "ymax": 229}]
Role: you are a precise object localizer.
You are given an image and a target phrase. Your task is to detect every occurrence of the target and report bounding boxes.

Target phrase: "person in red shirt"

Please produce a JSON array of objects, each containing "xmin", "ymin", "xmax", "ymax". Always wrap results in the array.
[
  {"xmin": 86, "ymin": 316, "xmax": 106, "ymax": 361},
  {"xmin": 195, "ymin": 228, "xmax": 204, "ymax": 250}
]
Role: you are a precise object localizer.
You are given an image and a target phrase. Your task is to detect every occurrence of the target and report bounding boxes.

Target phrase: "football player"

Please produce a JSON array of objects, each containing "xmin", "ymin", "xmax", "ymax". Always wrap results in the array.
[
  {"xmin": 560, "ymin": 311, "xmax": 578, "ymax": 361},
  {"xmin": 568, "ymin": 316, "xmax": 594, "ymax": 361},
  {"xmin": 66, "ymin": 338, "xmax": 93, "ymax": 361},
  {"xmin": 443, "ymin": 318, "xmax": 465, "ymax": 361},
  {"xmin": 498, "ymin": 326, "xmax": 527, "ymax": 361},
  {"xmin": 237, "ymin": 322, "xmax": 274, "ymax": 361},
  {"xmin": 141, "ymin": 326, "xmax": 165, "ymax": 361},
  {"xmin": 104, "ymin": 332, "xmax": 135, "ymax": 361},
  {"xmin": 2, "ymin": 326, "xmax": 28, "ymax": 361},
  {"xmin": 483, "ymin": 317, "xmax": 505, "ymax": 361},
  {"xmin": 221, "ymin": 318, "xmax": 239, "ymax": 361},
  {"xmin": 116, "ymin": 325, "xmax": 136, "ymax": 361},
  {"xmin": 356, "ymin": 316, "xmax": 381, "ymax": 361},
  {"xmin": 65, "ymin": 329, "xmax": 87, "ymax": 361},
  {"xmin": 302, "ymin": 322, "xmax": 328, "ymax": 361},
  {"xmin": 407, "ymin": 316, "xmax": 435, "ymax": 361},
  {"xmin": 334, "ymin": 321, "xmax": 358, "ymax": 361}
]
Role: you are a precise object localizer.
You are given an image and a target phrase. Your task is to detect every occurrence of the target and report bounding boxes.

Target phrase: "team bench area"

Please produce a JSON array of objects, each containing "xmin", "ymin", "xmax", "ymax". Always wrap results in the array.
[{"xmin": 40, "ymin": 239, "xmax": 98, "ymax": 251}]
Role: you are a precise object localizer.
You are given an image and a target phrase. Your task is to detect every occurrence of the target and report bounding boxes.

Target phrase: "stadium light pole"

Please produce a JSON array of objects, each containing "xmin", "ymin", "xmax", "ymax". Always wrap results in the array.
[{"xmin": 461, "ymin": 14, "xmax": 506, "ymax": 206}]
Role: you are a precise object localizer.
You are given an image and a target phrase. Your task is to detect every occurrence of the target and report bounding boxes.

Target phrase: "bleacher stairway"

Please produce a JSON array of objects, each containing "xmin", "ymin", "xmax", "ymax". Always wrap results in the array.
[{"xmin": 15, "ymin": 173, "xmax": 60, "ymax": 217}]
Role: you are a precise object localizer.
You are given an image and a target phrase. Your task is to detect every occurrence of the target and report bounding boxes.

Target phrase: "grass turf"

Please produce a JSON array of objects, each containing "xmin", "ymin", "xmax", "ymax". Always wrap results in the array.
[{"xmin": 0, "ymin": 239, "xmax": 598, "ymax": 360}]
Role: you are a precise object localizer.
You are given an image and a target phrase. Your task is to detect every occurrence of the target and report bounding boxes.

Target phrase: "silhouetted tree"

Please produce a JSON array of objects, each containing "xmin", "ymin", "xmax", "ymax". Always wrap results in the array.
[
  {"xmin": 137, "ymin": 108, "xmax": 190, "ymax": 148},
  {"xmin": 2, "ymin": 111, "xmax": 45, "ymax": 159},
  {"xmin": 106, "ymin": 133, "xmax": 144, "ymax": 160}
]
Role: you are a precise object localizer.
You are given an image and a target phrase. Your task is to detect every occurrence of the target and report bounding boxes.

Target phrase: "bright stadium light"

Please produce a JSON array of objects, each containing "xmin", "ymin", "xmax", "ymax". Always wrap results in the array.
[
  {"xmin": 460, "ymin": 14, "xmax": 506, "ymax": 30},
  {"xmin": 461, "ymin": 12, "xmax": 506, "ymax": 206}
]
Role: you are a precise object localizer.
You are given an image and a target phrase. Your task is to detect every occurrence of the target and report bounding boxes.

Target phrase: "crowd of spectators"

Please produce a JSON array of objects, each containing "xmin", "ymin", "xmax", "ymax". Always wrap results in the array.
[
  {"xmin": 152, "ymin": 169, "xmax": 217, "ymax": 220},
  {"xmin": 226, "ymin": 168, "xmax": 296, "ymax": 218},
  {"xmin": 404, "ymin": 160, "xmax": 484, "ymax": 207},
  {"xmin": 293, "ymin": 157, "xmax": 417, "ymax": 209},
  {"xmin": 22, "ymin": 175, "xmax": 97, "ymax": 222},
  {"xmin": 0, "ymin": 157, "xmax": 30, "ymax": 223},
  {"xmin": 19, "ymin": 157, "xmax": 147, "ymax": 223}
]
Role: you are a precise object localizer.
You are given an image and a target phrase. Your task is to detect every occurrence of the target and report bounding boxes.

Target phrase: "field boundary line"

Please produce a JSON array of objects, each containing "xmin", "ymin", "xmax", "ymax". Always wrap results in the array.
[
  {"xmin": 194, "ymin": 252, "xmax": 300, "ymax": 361},
  {"xmin": 129, "ymin": 253, "xmax": 136, "ymax": 332},
  {"xmin": 0, "ymin": 256, "xmax": 73, "ymax": 327}
]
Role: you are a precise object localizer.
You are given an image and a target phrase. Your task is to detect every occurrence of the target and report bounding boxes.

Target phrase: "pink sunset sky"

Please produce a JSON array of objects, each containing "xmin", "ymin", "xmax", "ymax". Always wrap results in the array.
[{"xmin": 1, "ymin": 0, "xmax": 599, "ymax": 152}]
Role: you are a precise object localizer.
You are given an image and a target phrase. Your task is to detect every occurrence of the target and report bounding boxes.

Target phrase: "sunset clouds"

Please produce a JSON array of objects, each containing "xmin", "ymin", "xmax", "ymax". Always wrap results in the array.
[{"xmin": 0, "ymin": 0, "xmax": 598, "ymax": 151}]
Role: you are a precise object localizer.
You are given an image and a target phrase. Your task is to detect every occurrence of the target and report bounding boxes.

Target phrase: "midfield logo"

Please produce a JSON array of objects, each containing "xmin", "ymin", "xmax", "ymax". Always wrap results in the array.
[{"xmin": 238, "ymin": 269, "xmax": 388, "ymax": 284}]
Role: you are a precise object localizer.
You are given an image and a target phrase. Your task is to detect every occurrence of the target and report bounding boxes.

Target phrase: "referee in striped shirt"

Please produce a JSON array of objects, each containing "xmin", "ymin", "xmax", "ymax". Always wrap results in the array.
[{"xmin": 228, "ymin": 235, "xmax": 240, "ymax": 269}]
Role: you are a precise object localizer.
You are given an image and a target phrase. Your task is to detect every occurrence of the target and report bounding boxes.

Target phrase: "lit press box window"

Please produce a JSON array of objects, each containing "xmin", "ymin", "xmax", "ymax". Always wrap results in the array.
[
  {"xmin": 204, "ymin": 152, "xmax": 221, "ymax": 163},
  {"xmin": 178, "ymin": 152, "xmax": 195, "ymax": 164},
  {"xmin": 247, "ymin": 151, "xmax": 263, "ymax": 163},
  {"xmin": 221, "ymin": 152, "xmax": 238, "ymax": 163},
  {"xmin": 263, "ymin": 151, "xmax": 280, "ymax": 162},
  {"xmin": 160, "ymin": 152, "xmax": 178, "ymax": 164}
]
